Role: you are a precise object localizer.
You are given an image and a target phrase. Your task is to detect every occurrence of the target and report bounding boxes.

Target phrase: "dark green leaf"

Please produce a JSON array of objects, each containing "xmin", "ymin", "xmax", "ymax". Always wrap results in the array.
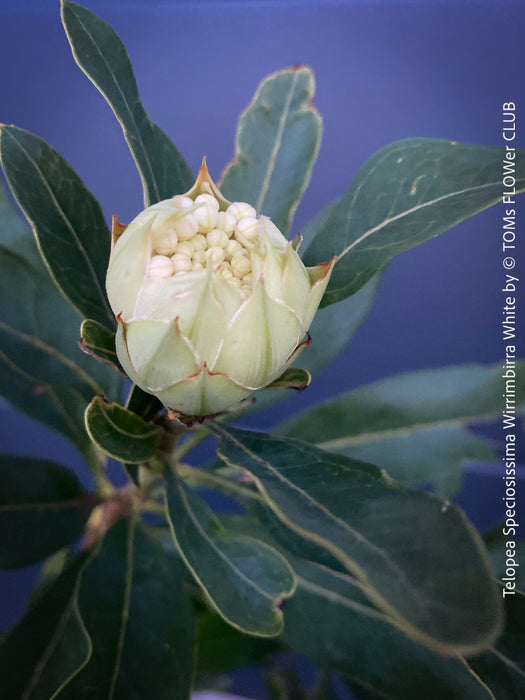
[
  {"xmin": 486, "ymin": 530, "xmax": 525, "ymax": 592},
  {"xmin": 0, "ymin": 191, "xmax": 120, "ymax": 450},
  {"xmin": 197, "ymin": 609, "xmax": 277, "ymax": 675},
  {"xmin": 264, "ymin": 368, "xmax": 311, "ymax": 392},
  {"xmin": 61, "ymin": 0, "xmax": 194, "ymax": 205},
  {"xmin": 282, "ymin": 560, "xmax": 494, "ymax": 700},
  {"xmin": 301, "ymin": 139, "xmax": 525, "ymax": 305},
  {"xmin": 27, "ymin": 548, "xmax": 70, "ymax": 609},
  {"xmin": 469, "ymin": 651, "xmax": 525, "ymax": 700},
  {"xmin": 0, "ymin": 362, "xmax": 93, "ymax": 453},
  {"xmin": 0, "ymin": 455, "xmax": 95, "ymax": 569},
  {"xmin": 220, "ymin": 66, "xmax": 321, "ymax": 234},
  {"xmin": 0, "ymin": 553, "xmax": 91, "ymax": 700},
  {"xmin": 123, "ymin": 385, "xmax": 164, "ymax": 485},
  {"xmin": 210, "ymin": 423, "xmax": 502, "ymax": 654},
  {"xmin": 125, "ymin": 383, "xmax": 164, "ymax": 422},
  {"xmin": 0, "ymin": 179, "xmax": 40, "ymax": 265},
  {"xmin": 278, "ymin": 363, "xmax": 523, "ymax": 496},
  {"xmin": 0, "ymin": 247, "xmax": 107, "ymax": 391},
  {"xmin": 469, "ymin": 591, "xmax": 525, "ymax": 700},
  {"xmin": 58, "ymin": 517, "xmax": 197, "ymax": 699},
  {"xmin": 85, "ymin": 396, "xmax": 162, "ymax": 463},
  {"xmin": 165, "ymin": 468, "xmax": 296, "ymax": 636},
  {"xmin": 0, "ymin": 125, "xmax": 113, "ymax": 326},
  {"xmin": 79, "ymin": 319, "xmax": 122, "ymax": 373}
]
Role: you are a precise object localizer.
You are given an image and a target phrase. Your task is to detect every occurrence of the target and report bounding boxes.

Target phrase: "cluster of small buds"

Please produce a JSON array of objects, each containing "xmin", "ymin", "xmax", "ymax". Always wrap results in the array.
[{"xmin": 148, "ymin": 193, "xmax": 261, "ymax": 298}]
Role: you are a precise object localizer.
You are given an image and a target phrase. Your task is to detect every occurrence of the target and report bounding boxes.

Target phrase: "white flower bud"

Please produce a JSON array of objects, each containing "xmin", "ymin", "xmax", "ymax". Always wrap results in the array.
[
  {"xmin": 170, "ymin": 253, "xmax": 193, "ymax": 273},
  {"xmin": 173, "ymin": 213, "xmax": 199, "ymax": 241},
  {"xmin": 234, "ymin": 216, "xmax": 259, "ymax": 249},
  {"xmin": 153, "ymin": 227, "xmax": 179, "ymax": 256},
  {"xmin": 149, "ymin": 255, "xmax": 174, "ymax": 279},
  {"xmin": 216, "ymin": 211, "xmax": 236, "ymax": 235},
  {"xmin": 175, "ymin": 241, "xmax": 194, "ymax": 258},
  {"xmin": 231, "ymin": 251, "xmax": 251, "ymax": 279},
  {"xmin": 206, "ymin": 229, "xmax": 229, "ymax": 249},
  {"xmin": 172, "ymin": 195, "xmax": 193, "ymax": 209},
  {"xmin": 227, "ymin": 201, "xmax": 257, "ymax": 222},
  {"xmin": 195, "ymin": 204, "xmax": 218, "ymax": 232},
  {"xmin": 192, "ymin": 249, "xmax": 207, "ymax": 265},
  {"xmin": 106, "ymin": 160, "xmax": 335, "ymax": 416},
  {"xmin": 195, "ymin": 193, "xmax": 220, "ymax": 211},
  {"xmin": 190, "ymin": 233, "xmax": 207, "ymax": 251},
  {"xmin": 225, "ymin": 239, "xmax": 243, "ymax": 260},
  {"xmin": 207, "ymin": 246, "xmax": 226, "ymax": 265}
]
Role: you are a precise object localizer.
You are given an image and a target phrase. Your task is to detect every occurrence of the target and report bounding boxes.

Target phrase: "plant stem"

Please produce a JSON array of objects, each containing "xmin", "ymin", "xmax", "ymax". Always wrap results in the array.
[{"xmin": 85, "ymin": 443, "xmax": 113, "ymax": 497}]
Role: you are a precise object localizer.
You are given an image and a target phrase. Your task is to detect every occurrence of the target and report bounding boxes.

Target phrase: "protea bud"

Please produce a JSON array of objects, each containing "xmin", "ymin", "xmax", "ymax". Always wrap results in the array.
[{"xmin": 106, "ymin": 161, "xmax": 335, "ymax": 416}]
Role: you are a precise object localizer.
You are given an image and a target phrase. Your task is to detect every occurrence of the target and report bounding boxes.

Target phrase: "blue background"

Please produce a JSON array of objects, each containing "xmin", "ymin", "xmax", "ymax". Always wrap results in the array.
[{"xmin": 0, "ymin": 0, "xmax": 524, "ymax": 695}]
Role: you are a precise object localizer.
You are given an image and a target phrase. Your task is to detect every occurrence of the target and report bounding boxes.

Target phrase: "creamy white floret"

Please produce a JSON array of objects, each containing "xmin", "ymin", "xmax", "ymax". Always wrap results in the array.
[{"xmin": 146, "ymin": 192, "xmax": 284, "ymax": 299}]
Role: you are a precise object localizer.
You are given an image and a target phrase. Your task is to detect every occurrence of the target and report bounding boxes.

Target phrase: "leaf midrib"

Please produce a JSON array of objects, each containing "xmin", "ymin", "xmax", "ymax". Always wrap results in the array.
[
  {"xmin": 315, "ymin": 412, "xmax": 502, "ymax": 451},
  {"xmin": 255, "ymin": 70, "xmax": 299, "ymax": 215},
  {"xmin": 1, "ymin": 127, "xmax": 112, "ymax": 321},
  {"xmin": 212, "ymin": 423, "xmax": 424, "ymax": 609},
  {"xmin": 107, "ymin": 515, "xmax": 135, "ymax": 700},
  {"xmin": 91, "ymin": 401, "xmax": 160, "ymax": 441},
  {"xmin": 338, "ymin": 180, "xmax": 505, "ymax": 263},
  {"xmin": 65, "ymin": 3, "xmax": 159, "ymax": 204},
  {"xmin": 0, "ymin": 320, "xmax": 103, "ymax": 395},
  {"xmin": 168, "ymin": 472, "xmax": 278, "ymax": 603},
  {"xmin": 21, "ymin": 559, "xmax": 92, "ymax": 700}
]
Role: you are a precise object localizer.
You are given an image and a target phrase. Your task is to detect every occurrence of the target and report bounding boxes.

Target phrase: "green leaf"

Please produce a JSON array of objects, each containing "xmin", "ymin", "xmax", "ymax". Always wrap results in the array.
[
  {"xmin": 220, "ymin": 66, "xmax": 321, "ymax": 235},
  {"xmin": 0, "ymin": 244, "xmax": 120, "ymax": 451},
  {"xmin": 210, "ymin": 423, "xmax": 502, "ymax": 654},
  {"xmin": 0, "ymin": 455, "xmax": 95, "ymax": 569},
  {"xmin": 301, "ymin": 139, "xmax": 525, "ymax": 306},
  {"xmin": 61, "ymin": 0, "xmax": 194, "ymax": 206},
  {"xmin": 486, "ymin": 530, "xmax": 525, "ymax": 592},
  {"xmin": 264, "ymin": 367, "xmax": 311, "ymax": 392},
  {"xmin": 125, "ymin": 384, "xmax": 164, "ymax": 423},
  {"xmin": 282, "ymin": 560, "xmax": 495, "ymax": 700},
  {"xmin": 0, "ymin": 125, "xmax": 113, "ymax": 326},
  {"xmin": 0, "ymin": 247, "xmax": 106, "ymax": 389},
  {"xmin": 469, "ymin": 651, "xmax": 525, "ymax": 700},
  {"xmin": 165, "ymin": 468, "xmax": 296, "ymax": 637},
  {"xmin": 0, "ymin": 553, "xmax": 91, "ymax": 700},
  {"xmin": 0, "ymin": 363, "xmax": 89, "ymax": 453},
  {"xmin": 79, "ymin": 320, "xmax": 122, "ymax": 373},
  {"xmin": 85, "ymin": 396, "xmax": 163, "ymax": 463},
  {"xmin": 122, "ymin": 385, "xmax": 165, "ymax": 485},
  {"xmin": 27, "ymin": 549, "xmax": 70, "ymax": 609},
  {"xmin": 469, "ymin": 591, "xmax": 525, "ymax": 699},
  {"xmin": 299, "ymin": 271, "xmax": 381, "ymax": 377},
  {"xmin": 197, "ymin": 609, "xmax": 277, "ymax": 675},
  {"xmin": 0, "ymin": 179, "xmax": 40, "ymax": 265},
  {"xmin": 58, "ymin": 517, "xmax": 197, "ymax": 699},
  {"xmin": 278, "ymin": 363, "xmax": 524, "ymax": 496}
]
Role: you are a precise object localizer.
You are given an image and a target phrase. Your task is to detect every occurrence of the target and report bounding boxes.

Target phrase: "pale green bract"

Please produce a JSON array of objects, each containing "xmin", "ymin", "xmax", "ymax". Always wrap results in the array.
[{"xmin": 106, "ymin": 161, "xmax": 335, "ymax": 416}]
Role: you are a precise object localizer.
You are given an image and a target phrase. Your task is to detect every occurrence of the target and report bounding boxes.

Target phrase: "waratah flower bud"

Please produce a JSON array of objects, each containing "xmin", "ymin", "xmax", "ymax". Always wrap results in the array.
[{"xmin": 106, "ymin": 160, "xmax": 336, "ymax": 416}]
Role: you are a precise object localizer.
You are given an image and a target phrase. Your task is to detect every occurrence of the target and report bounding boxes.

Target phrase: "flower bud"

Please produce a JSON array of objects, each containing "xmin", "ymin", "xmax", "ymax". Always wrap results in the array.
[{"xmin": 106, "ymin": 160, "xmax": 335, "ymax": 416}]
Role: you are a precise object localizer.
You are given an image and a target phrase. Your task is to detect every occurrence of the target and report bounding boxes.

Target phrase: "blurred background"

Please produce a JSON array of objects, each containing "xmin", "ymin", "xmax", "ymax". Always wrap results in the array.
[{"xmin": 0, "ymin": 0, "xmax": 524, "ymax": 695}]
